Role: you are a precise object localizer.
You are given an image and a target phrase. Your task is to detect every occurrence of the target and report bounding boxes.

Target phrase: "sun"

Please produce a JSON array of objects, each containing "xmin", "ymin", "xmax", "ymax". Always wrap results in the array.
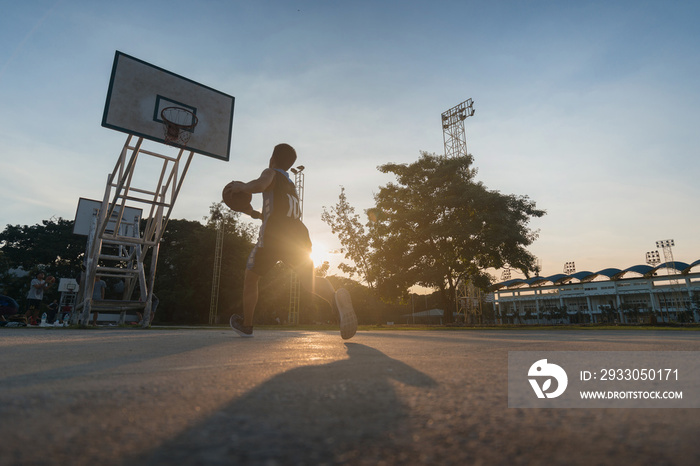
[{"xmin": 309, "ymin": 242, "xmax": 330, "ymax": 267}]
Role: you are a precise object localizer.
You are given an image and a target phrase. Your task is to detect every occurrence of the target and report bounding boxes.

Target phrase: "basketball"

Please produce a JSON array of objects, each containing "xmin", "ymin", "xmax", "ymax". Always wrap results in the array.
[
  {"xmin": 46, "ymin": 276, "xmax": 55, "ymax": 284},
  {"xmin": 222, "ymin": 184, "xmax": 253, "ymax": 212}
]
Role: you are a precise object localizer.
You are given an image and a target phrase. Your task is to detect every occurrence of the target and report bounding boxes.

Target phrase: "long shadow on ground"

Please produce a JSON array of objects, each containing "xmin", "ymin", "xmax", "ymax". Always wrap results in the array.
[{"xmin": 130, "ymin": 342, "xmax": 437, "ymax": 465}]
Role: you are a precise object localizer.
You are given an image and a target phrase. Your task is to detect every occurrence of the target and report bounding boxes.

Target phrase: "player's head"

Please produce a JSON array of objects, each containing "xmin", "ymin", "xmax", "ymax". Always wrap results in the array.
[{"xmin": 269, "ymin": 143, "xmax": 297, "ymax": 171}]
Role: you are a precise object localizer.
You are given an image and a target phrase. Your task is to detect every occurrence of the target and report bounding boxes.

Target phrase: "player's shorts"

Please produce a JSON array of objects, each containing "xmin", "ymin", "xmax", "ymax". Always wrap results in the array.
[
  {"xmin": 246, "ymin": 224, "xmax": 312, "ymax": 276},
  {"xmin": 247, "ymin": 242, "xmax": 311, "ymax": 276}
]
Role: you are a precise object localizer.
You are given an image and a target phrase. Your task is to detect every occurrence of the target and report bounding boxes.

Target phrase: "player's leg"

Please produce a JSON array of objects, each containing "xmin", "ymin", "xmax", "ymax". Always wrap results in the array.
[
  {"xmin": 294, "ymin": 257, "xmax": 357, "ymax": 340},
  {"xmin": 230, "ymin": 268, "xmax": 257, "ymax": 337},
  {"xmin": 242, "ymin": 268, "xmax": 260, "ymax": 327},
  {"xmin": 295, "ymin": 258, "xmax": 334, "ymax": 306},
  {"xmin": 334, "ymin": 287, "xmax": 357, "ymax": 340},
  {"xmin": 231, "ymin": 245, "xmax": 273, "ymax": 337}
]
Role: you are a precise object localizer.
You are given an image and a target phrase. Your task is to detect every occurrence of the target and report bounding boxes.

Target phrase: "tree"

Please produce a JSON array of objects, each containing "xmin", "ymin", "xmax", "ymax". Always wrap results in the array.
[
  {"xmin": 321, "ymin": 187, "xmax": 377, "ymax": 289},
  {"xmin": 0, "ymin": 217, "xmax": 85, "ymax": 275},
  {"xmin": 0, "ymin": 217, "xmax": 85, "ymax": 308},
  {"xmin": 153, "ymin": 203, "xmax": 257, "ymax": 324},
  {"xmin": 205, "ymin": 202, "xmax": 258, "ymax": 241},
  {"xmin": 0, "ymin": 207, "xmax": 261, "ymax": 324},
  {"xmin": 370, "ymin": 152, "xmax": 545, "ymax": 322},
  {"xmin": 315, "ymin": 261, "xmax": 330, "ymax": 278}
]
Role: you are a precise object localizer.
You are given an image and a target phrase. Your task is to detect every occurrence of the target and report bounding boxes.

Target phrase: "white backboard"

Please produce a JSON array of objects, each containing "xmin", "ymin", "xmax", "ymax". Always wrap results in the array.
[
  {"xmin": 73, "ymin": 197, "xmax": 142, "ymax": 236},
  {"xmin": 58, "ymin": 278, "xmax": 80, "ymax": 293},
  {"xmin": 102, "ymin": 51, "xmax": 235, "ymax": 161}
]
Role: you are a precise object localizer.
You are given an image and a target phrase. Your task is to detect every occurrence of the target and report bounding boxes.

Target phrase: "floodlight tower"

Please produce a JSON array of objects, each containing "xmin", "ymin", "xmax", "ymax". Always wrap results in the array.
[
  {"xmin": 291, "ymin": 165, "xmax": 305, "ymax": 214},
  {"xmin": 646, "ymin": 250, "xmax": 665, "ymax": 322},
  {"xmin": 443, "ymin": 99, "xmax": 475, "ymax": 321},
  {"xmin": 209, "ymin": 217, "xmax": 224, "ymax": 325},
  {"xmin": 441, "ymin": 98, "xmax": 475, "ymax": 159},
  {"xmin": 288, "ymin": 165, "xmax": 305, "ymax": 324},
  {"xmin": 655, "ymin": 239, "xmax": 685, "ymax": 317},
  {"xmin": 456, "ymin": 278, "xmax": 482, "ymax": 324}
]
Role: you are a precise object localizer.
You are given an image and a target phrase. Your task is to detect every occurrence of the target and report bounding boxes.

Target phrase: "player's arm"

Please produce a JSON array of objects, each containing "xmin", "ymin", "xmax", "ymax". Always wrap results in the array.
[
  {"xmin": 238, "ymin": 203, "xmax": 262, "ymax": 220},
  {"xmin": 227, "ymin": 168, "xmax": 275, "ymax": 194}
]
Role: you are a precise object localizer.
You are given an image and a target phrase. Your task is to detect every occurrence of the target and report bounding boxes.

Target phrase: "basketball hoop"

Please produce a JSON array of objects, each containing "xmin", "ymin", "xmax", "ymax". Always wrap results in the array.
[{"xmin": 161, "ymin": 107, "xmax": 198, "ymax": 146}]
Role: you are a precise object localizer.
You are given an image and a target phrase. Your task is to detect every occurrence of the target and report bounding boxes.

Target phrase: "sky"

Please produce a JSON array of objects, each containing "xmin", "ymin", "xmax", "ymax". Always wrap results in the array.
[{"xmin": 1, "ymin": 0, "xmax": 699, "ymax": 283}]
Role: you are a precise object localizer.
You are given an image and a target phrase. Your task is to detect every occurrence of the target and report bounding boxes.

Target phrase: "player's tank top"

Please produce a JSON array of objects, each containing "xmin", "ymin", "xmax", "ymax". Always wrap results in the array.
[{"xmin": 257, "ymin": 169, "xmax": 306, "ymax": 247}]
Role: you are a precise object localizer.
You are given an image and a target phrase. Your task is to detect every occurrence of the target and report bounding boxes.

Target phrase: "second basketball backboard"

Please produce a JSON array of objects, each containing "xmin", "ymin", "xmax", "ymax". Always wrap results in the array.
[
  {"xmin": 102, "ymin": 51, "xmax": 235, "ymax": 161},
  {"xmin": 73, "ymin": 197, "xmax": 142, "ymax": 237}
]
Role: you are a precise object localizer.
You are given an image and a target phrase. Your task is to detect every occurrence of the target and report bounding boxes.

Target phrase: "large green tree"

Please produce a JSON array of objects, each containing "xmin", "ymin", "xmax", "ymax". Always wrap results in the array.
[
  {"xmin": 323, "ymin": 152, "xmax": 545, "ymax": 322},
  {"xmin": 370, "ymin": 152, "xmax": 545, "ymax": 318}
]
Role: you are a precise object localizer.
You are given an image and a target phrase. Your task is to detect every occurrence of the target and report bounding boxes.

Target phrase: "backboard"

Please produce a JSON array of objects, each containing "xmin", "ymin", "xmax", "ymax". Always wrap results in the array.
[
  {"xmin": 102, "ymin": 51, "xmax": 235, "ymax": 161},
  {"xmin": 73, "ymin": 197, "xmax": 143, "ymax": 236},
  {"xmin": 57, "ymin": 278, "xmax": 80, "ymax": 293}
]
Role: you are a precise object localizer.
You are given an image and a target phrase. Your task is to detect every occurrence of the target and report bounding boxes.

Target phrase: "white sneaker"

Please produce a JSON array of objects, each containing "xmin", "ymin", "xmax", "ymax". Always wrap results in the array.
[{"xmin": 335, "ymin": 288, "xmax": 357, "ymax": 340}]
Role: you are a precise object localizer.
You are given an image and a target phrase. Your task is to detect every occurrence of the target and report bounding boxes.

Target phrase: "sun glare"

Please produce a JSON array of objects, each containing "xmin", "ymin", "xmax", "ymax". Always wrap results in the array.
[{"xmin": 310, "ymin": 242, "xmax": 330, "ymax": 266}]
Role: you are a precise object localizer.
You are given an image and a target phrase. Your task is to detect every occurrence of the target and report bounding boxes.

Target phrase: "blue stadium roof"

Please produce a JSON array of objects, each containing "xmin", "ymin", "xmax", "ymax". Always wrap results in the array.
[
  {"xmin": 524, "ymin": 276, "xmax": 548, "ymax": 286},
  {"xmin": 587, "ymin": 268, "xmax": 623, "ymax": 281},
  {"xmin": 491, "ymin": 278, "xmax": 527, "ymax": 290},
  {"xmin": 568, "ymin": 271, "xmax": 594, "ymax": 282},
  {"xmin": 622, "ymin": 264, "xmax": 654, "ymax": 276},
  {"xmin": 544, "ymin": 274, "xmax": 568, "ymax": 284},
  {"xmin": 492, "ymin": 259, "xmax": 700, "ymax": 290},
  {"xmin": 653, "ymin": 261, "xmax": 690, "ymax": 273}
]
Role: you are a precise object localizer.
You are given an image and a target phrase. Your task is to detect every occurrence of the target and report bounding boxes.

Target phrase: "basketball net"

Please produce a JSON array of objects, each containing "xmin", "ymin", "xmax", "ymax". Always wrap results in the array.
[{"xmin": 161, "ymin": 107, "xmax": 198, "ymax": 146}]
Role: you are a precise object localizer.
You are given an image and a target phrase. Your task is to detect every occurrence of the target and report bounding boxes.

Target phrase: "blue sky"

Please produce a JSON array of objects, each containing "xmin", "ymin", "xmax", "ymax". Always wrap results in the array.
[{"xmin": 1, "ymin": 0, "xmax": 699, "ymax": 280}]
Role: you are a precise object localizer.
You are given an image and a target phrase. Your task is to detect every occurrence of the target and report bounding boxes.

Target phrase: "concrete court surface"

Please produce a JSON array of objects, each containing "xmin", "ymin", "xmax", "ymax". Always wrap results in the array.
[{"xmin": 0, "ymin": 327, "xmax": 698, "ymax": 465}]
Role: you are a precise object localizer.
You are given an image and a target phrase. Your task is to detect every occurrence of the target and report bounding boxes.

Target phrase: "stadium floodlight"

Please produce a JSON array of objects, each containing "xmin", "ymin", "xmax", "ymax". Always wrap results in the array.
[
  {"xmin": 563, "ymin": 261, "xmax": 576, "ymax": 275},
  {"xmin": 646, "ymin": 250, "xmax": 661, "ymax": 266},
  {"xmin": 441, "ymin": 98, "xmax": 475, "ymax": 159},
  {"xmin": 442, "ymin": 99, "xmax": 474, "ymax": 125},
  {"xmin": 655, "ymin": 238, "xmax": 677, "ymax": 269},
  {"xmin": 655, "ymin": 239, "xmax": 674, "ymax": 248}
]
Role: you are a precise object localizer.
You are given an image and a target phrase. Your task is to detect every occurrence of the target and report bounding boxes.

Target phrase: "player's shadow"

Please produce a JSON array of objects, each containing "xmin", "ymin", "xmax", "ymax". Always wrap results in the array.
[{"xmin": 134, "ymin": 342, "xmax": 437, "ymax": 465}]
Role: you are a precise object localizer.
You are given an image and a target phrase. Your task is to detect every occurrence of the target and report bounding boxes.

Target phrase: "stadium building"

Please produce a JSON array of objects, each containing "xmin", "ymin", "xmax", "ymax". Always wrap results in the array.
[{"xmin": 491, "ymin": 260, "xmax": 700, "ymax": 324}]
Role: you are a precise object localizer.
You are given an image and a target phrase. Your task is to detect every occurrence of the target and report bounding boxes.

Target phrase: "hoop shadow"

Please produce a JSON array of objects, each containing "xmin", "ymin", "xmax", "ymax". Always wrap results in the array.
[{"xmin": 132, "ymin": 342, "xmax": 436, "ymax": 465}]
